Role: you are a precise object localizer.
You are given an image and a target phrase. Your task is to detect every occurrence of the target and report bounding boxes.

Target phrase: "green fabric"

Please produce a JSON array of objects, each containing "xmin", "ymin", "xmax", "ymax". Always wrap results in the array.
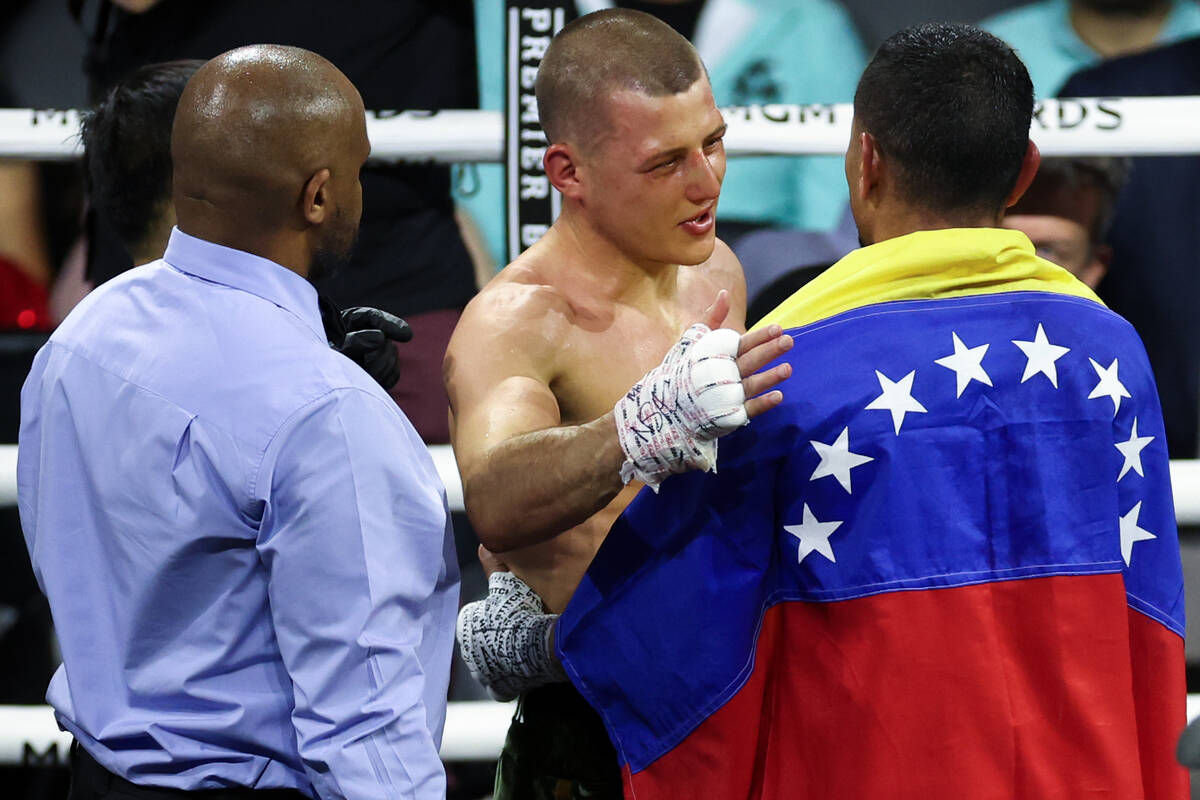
[{"xmin": 493, "ymin": 683, "xmax": 623, "ymax": 800}]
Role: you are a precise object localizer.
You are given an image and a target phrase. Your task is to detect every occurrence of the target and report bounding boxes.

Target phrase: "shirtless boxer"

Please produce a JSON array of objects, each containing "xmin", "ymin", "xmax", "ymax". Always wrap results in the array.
[{"xmin": 445, "ymin": 9, "xmax": 792, "ymax": 798}]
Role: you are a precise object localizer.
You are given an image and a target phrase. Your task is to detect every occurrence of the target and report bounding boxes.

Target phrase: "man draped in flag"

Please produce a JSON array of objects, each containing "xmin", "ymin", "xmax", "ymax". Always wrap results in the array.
[{"xmin": 553, "ymin": 23, "xmax": 1188, "ymax": 798}]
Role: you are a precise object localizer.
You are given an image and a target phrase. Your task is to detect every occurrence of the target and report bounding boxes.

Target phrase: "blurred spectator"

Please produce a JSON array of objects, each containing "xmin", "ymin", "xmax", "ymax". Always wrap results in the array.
[
  {"xmin": 980, "ymin": 0, "xmax": 1200, "ymax": 97},
  {"xmin": 0, "ymin": 74, "xmax": 53, "ymax": 332},
  {"xmin": 0, "ymin": 161, "xmax": 52, "ymax": 332},
  {"xmin": 465, "ymin": 0, "xmax": 868, "ymax": 268},
  {"xmin": 745, "ymin": 259, "xmax": 832, "ymax": 327},
  {"xmin": 81, "ymin": 59, "xmax": 200, "ymax": 267},
  {"xmin": 73, "ymin": 0, "xmax": 479, "ymax": 443},
  {"xmin": 1058, "ymin": 35, "xmax": 1200, "ymax": 458},
  {"xmin": 735, "ymin": 204, "xmax": 859, "ymax": 321},
  {"xmin": 1002, "ymin": 156, "xmax": 1128, "ymax": 289}
]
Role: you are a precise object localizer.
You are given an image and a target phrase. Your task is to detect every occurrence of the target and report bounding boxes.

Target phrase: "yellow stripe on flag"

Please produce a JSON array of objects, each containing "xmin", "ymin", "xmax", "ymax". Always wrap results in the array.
[{"xmin": 752, "ymin": 228, "xmax": 1103, "ymax": 332}]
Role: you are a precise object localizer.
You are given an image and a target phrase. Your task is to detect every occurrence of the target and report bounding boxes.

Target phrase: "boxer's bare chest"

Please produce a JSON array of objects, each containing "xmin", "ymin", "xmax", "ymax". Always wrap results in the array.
[
  {"xmin": 500, "ymin": 275, "xmax": 718, "ymax": 611},
  {"xmin": 550, "ymin": 282, "xmax": 716, "ymax": 426}
]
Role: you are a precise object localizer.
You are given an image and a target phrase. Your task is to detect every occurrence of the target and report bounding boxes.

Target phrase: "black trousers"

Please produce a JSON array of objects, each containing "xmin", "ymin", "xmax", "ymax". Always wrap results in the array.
[
  {"xmin": 68, "ymin": 743, "xmax": 310, "ymax": 800},
  {"xmin": 493, "ymin": 682, "xmax": 623, "ymax": 800}
]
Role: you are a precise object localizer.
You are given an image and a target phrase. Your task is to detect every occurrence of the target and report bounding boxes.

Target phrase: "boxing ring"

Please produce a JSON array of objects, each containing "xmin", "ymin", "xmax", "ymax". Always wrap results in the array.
[{"xmin": 0, "ymin": 96, "xmax": 1199, "ymax": 766}]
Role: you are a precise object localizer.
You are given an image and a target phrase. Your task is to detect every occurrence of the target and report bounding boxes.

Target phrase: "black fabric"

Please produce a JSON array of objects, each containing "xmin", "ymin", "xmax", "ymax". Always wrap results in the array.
[
  {"xmin": 493, "ymin": 683, "xmax": 622, "ymax": 800},
  {"xmin": 68, "ymin": 744, "xmax": 310, "ymax": 800},
  {"xmin": 1060, "ymin": 36, "xmax": 1200, "ymax": 457},
  {"xmin": 80, "ymin": 0, "xmax": 478, "ymax": 316}
]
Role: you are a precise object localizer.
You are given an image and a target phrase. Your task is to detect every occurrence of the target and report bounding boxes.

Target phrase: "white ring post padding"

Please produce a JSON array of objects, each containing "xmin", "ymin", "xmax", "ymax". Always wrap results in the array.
[
  {"xmin": 427, "ymin": 443, "xmax": 465, "ymax": 517},
  {"xmin": 0, "ymin": 443, "xmax": 15, "ymax": 508},
  {"xmin": 3, "ymin": 97, "xmax": 1200, "ymax": 161},
  {"xmin": 1172, "ymin": 460, "xmax": 1200, "ymax": 529},
  {"xmin": 4, "ymin": 444, "xmax": 1200, "ymax": 525},
  {"xmin": 0, "ymin": 701, "xmax": 514, "ymax": 766}
]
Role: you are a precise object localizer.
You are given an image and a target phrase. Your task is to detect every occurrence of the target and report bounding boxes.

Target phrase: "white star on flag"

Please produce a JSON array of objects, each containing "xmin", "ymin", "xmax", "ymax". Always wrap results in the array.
[
  {"xmin": 810, "ymin": 427, "xmax": 874, "ymax": 493},
  {"xmin": 1012, "ymin": 323, "xmax": 1070, "ymax": 388},
  {"xmin": 866, "ymin": 370, "xmax": 927, "ymax": 434},
  {"xmin": 1088, "ymin": 357, "xmax": 1131, "ymax": 416},
  {"xmin": 784, "ymin": 504, "xmax": 844, "ymax": 565},
  {"xmin": 1115, "ymin": 418, "xmax": 1154, "ymax": 481},
  {"xmin": 1119, "ymin": 500, "xmax": 1156, "ymax": 566},
  {"xmin": 934, "ymin": 332, "xmax": 992, "ymax": 398}
]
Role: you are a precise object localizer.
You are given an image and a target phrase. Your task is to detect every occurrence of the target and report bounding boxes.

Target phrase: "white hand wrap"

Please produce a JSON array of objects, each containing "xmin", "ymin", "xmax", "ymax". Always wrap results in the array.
[
  {"xmin": 614, "ymin": 323, "xmax": 747, "ymax": 489},
  {"xmin": 456, "ymin": 572, "xmax": 567, "ymax": 702}
]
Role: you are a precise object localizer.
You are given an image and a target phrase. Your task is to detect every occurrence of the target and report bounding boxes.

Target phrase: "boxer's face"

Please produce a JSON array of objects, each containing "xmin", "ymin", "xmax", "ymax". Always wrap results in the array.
[{"xmin": 581, "ymin": 77, "xmax": 726, "ymax": 267}]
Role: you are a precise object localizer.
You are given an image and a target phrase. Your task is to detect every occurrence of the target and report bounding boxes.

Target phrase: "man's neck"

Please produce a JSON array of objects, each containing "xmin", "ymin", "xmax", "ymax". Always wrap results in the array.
[
  {"xmin": 1070, "ymin": 1, "xmax": 1172, "ymax": 58},
  {"xmin": 861, "ymin": 205, "xmax": 1003, "ymax": 246},
  {"xmin": 543, "ymin": 210, "xmax": 681, "ymax": 307},
  {"xmin": 176, "ymin": 216, "xmax": 307, "ymax": 278}
]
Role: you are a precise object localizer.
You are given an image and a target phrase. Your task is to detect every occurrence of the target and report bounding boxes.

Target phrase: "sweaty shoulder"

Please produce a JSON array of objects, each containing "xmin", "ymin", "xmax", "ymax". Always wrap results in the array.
[
  {"xmin": 701, "ymin": 237, "xmax": 744, "ymax": 285},
  {"xmin": 450, "ymin": 260, "xmax": 575, "ymax": 365}
]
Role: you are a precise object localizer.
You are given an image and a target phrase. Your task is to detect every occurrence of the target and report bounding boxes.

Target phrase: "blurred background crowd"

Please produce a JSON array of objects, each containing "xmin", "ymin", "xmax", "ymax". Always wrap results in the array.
[{"xmin": 1, "ymin": 0, "xmax": 1198, "ymax": 797}]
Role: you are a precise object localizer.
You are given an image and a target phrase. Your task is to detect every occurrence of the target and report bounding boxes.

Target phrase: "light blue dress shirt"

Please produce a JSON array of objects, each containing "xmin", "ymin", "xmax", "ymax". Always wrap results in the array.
[
  {"xmin": 17, "ymin": 229, "xmax": 460, "ymax": 799},
  {"xmin": 980, "ymin": 0, "xmax": 1200, "ymax": 98}
]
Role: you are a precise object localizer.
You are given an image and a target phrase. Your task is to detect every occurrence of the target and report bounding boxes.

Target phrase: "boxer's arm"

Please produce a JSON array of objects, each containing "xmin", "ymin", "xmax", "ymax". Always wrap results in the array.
[
  {"xmin": 446, "ymin": 289, "xmax": 627, "ymax": 552},
  {"xmin": 446, "ymin": 286, "xmax": 792, "ymax": 554}
]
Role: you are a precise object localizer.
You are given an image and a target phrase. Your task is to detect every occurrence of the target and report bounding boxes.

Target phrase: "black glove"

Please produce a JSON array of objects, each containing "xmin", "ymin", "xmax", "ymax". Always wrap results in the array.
[{"xmin": 320, "ymin": 297, "xmax": 412, "ymax": 391}]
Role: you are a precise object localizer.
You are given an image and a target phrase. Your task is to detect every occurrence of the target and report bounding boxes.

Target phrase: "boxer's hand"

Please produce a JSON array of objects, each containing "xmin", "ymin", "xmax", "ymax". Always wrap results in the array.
[
  {"xmin": 477, "ymin": 544, "xmax": 509, "ymax": 577},
  {"xmin": 456, "ymin": 572, "xmax": 566, "ymax": 702},
  {"xmin": 701, "ymin": 290, "xmax": 793, "ymax": 420},
  {"xmin": 336, "ymin": 307, "xmax": 412, "ymax": 391},
  {"xmin": 613, "ymin": 291, "xmax": 794, "ymax": 490}
]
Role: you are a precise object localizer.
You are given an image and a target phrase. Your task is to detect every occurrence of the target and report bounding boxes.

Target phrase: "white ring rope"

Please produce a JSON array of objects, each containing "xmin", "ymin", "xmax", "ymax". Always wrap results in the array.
[
  {"xmin": 3, "ymin": 444, "xmax": 1200, "ymax": 525},
  {"xmin": 0, "ymin": 694, "xmax": 1196, "ymax": 766},
  {"xmin": 2, "ymin": 96, "xmax": 1199, "ymax": 161}
]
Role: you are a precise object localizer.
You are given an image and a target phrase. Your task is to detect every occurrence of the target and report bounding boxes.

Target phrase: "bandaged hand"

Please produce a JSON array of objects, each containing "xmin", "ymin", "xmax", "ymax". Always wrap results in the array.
[
  {"xmin": 456, "ymin": 572, "xmax": 567, "ymax": 702},
  {"xmin": 613, "ymin": 323, "xmax": 747, "ymax": 489}
]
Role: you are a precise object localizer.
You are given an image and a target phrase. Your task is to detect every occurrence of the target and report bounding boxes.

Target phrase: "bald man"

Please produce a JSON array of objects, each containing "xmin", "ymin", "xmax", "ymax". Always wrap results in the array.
[{"xmin": 18, "ymin": 45, "xmax": 458, "ymax": 800}]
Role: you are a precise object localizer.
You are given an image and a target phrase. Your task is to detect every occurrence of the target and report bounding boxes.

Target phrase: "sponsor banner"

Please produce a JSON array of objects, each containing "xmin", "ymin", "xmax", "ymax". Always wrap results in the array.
[{"xmin": 505, "ymin": 3, "xmax": 568, "ymax": 261}]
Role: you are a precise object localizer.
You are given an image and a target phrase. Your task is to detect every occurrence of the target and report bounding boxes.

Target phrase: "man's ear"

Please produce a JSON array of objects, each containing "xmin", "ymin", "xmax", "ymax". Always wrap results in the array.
[
  {"xmin": 857, "ymin": 131, "xmax": 883, "ymax": 204},
  {"xmin": 544, "ymin": 143, "xmax": 583, "ymax": 200},
  {"xmin": 1005, "ymin": 140, "xmax": 1041, "ymax": 208},
  {"xmin": 302, "ymin": 168, "xmax": 332, "ymax": 225}
]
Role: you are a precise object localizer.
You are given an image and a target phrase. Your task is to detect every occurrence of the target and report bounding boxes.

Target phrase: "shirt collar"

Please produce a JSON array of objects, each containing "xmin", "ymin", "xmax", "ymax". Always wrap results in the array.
[{"xmin": 162, "ymin": 227, "xmax": 326, "ymax": 342}]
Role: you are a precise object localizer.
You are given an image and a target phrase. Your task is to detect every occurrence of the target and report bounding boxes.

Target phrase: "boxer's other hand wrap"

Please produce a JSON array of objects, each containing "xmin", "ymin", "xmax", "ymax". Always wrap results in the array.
[
  {"xmin": 614, "ymin": 323, "xmax": 747, "ymax": 489},
  {"xmin": 456, "ymin": 572, "xmax": 567, "ymax": 702}
]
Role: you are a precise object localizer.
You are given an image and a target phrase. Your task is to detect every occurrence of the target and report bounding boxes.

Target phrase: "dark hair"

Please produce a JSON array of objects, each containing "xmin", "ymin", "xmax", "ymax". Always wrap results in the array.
[
  {"xmin": 854, "ymin": 23, "xmax": 1034, "ymax": 215},
  {"xmin": 80, "ymin": 60, "xmax": 202, "ymax": 254},
  {"xmin": 1008, "ymin": 156, "xmax": 1130, "ymax": 242},
  {"xmin": 536, "ymin": 9, "xmax": 704, "ymax": 147}
]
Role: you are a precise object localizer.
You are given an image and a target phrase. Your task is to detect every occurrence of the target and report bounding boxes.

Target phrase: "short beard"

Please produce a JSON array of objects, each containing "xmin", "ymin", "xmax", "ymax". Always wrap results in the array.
[{"xmin": 308, "ymin": 233, "xmax": 358, "ymax": 283}]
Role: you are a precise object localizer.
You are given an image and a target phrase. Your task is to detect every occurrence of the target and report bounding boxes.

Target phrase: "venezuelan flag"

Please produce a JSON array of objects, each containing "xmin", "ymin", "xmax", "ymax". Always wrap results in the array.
[{"xmin": 557, "ymin": 228, "xmax": 1188, "ymax": 798}]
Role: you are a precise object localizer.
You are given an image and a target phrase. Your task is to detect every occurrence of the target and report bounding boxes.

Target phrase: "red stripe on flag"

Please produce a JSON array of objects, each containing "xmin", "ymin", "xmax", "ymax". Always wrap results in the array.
[{"xmin": 625, "ymin": 574, "xmax": 1187, "ymax": 800}]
